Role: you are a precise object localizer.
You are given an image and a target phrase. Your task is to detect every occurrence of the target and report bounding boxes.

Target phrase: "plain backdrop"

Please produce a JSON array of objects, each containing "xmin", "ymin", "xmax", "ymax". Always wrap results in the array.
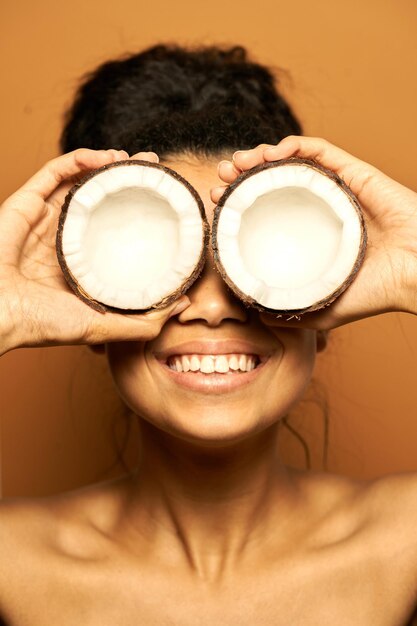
[{"xmin": 0, "ymin": 0, "xmax": 416, "ymax": 497}]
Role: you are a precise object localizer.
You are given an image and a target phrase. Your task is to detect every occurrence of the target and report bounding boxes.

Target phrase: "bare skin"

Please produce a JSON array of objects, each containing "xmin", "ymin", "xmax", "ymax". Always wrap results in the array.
[
  {"xmin": 1, "ymin": 471, "xmax": 417, "ymax": 625},
  {"xmin": 0, "ymin": 139, "xmax": 417, "ymax": 625}
]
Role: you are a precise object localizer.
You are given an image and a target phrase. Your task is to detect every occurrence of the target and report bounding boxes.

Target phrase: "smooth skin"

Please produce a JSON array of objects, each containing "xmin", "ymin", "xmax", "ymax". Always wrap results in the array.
[{"xmin": 0, "ymin": 138, "xmax": 417, "ymax": 625}]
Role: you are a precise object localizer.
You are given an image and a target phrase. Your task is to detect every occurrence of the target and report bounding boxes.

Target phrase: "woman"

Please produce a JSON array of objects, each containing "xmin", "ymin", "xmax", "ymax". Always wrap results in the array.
[{"xmin": 0, "ymin": 45, "xmax": 416, "ymax": 625}]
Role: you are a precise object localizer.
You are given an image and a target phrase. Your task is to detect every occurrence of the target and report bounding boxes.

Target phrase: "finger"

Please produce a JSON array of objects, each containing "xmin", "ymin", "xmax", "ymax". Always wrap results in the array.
[
  {"xmin": 259, "ymin": 304, "xmax": 355, "ymax": 332},
  {"xmin": 232, "ymin": 144, "xmax": 274, "ymax": 171},
  {"xmin": 18, "ymin": 149, "xmax": 129, "ymax": 201},
  {"xmin": 129, "ymin": 151, "xmax": 159, "ymax": 163},
  {"xmin": 263, "ymin": 136, "xmax": 371, "ymax": 178},
  {"xmin": 210, "ymin": 185, "xmax": 228, "ymax": 204},
  {"xmin": 259, "ymin": 310, "xmax": 332, "ymax": 331},
  {"xmin": 263, "ymin": 136, "xmax": 385, "ymax": 203},
  {"xmin": 217, "ymin": 160, "xmax": 241, "ymax": 184},
  {"xmin": 87, "ymin": 296, "xmax": 191, "ymax": 344}
]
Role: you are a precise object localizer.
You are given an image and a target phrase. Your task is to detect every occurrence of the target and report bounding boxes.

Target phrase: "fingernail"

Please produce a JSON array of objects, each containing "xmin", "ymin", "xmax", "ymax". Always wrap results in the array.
[
  {"xmin": 263, "ymin": 147, "xmax": 281, "ymax": 161},
  {"xmin": 232, "ymin": 150, "xmax": 244, "ymax": 160},
  {"xmin": 168, "ymin": 296, "xmax": 190, "ymax": 318},
  {"xmin": 109, "ymin": 149, "xmax": 128, "ymax": 161}
]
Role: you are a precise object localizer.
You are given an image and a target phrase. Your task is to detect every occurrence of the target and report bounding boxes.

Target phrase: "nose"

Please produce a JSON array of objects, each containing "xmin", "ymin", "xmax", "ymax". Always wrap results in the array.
[{"xmin": 177, "ymin": 254, "xmax": 248, "ymax": 327}]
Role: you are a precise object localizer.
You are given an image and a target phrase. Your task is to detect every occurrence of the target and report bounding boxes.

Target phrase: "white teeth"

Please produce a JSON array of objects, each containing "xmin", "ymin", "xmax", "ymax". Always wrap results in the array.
[
  {"xmin": 200, "ymin": 355, "xmax": 215, "ymax": 374},
  {"xmin": 214, "ymin": 355, "xmax": 229, "ymax": 373},
  {"xmin": 167, "ymin": 354, "xmax": 260, "ymax": 374},
  {"xmin": 247, "ymin": 357, "xmax": 256, "ymax": 372},
  {"xmin": 239, "ymin": 355, "xmax": 247, "ymax": 371},
  {"xmin": 190, "ymin": 355, "xmax": 200, "ymax": 372}
]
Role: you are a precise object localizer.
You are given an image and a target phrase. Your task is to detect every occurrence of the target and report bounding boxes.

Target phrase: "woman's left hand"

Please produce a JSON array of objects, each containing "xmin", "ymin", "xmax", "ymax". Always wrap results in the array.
[{"xmin": 211, "ymin": 137, "xmax": 417, "ymax": 330}]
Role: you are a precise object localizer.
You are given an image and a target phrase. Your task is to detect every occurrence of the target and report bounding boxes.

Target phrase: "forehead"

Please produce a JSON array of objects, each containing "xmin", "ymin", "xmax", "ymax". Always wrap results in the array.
[{"xmin": 160, "ymin": 155, "xmax": 221, "ymax": 224}]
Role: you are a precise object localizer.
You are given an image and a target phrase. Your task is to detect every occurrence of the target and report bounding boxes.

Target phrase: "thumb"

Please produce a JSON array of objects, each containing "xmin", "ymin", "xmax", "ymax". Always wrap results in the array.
[
  {"xmin": 145, "ymin": 296, "xmax": 191, "ymax": 323},
  {"xmin": 91, "ymin": 295, "xmax": 192, "ymax": 345}
]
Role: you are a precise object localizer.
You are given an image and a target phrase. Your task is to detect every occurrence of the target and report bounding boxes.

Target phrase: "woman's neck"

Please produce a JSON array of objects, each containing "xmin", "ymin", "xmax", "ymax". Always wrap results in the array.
[{"xmin": 120, "ymin": 420, "xmax": 305, "ymax": 582}]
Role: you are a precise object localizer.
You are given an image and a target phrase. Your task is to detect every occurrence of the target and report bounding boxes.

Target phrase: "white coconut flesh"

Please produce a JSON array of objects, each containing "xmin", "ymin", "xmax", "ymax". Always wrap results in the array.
[
  {"xmin": 61, "ymin": 163, "xmax": 205, "ymax": 310},
  {"xmin": 215, "ymin": 163, "xmax": 364, "ymax": 311}
]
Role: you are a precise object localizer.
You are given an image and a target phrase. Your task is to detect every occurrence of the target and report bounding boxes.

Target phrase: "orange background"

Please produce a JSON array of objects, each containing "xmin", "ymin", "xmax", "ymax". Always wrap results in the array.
[{"xmin": 0, "ymin": 0, "xmax": 416, "ymax": 497}]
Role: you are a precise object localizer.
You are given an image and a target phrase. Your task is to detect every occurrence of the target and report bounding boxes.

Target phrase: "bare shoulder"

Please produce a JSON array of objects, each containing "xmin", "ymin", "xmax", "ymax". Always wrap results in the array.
[
  {"xmin": 314, "ymin": 469, "xmax": 417, "ymax": 532},
  {"xmin": 358, "ymin": 473, "xmax": 417, "ymax": 610},
  {"xmin": 293, "ymin": 467, "xmax": 417, "ymax": 623},
  {"xmin": 303, "ymin": 469, "xmax": 417, "ymax": 581},
  {"xmin": 0, "ymin": 496, "xmax": 56, "ymax": 570},
  {"xmin": 361, "ymin": 472, "xmax": 417, "ymax": 537},
  {"xmin": 298, "ymin": 467, "xmax": 417, "ymax": 521},
  {"xmin": 0, "ymin": 477, "xmax": 129, "ymax": 600},
  {"xmin": 0, "ymin": 495, "xmax": 60, "ymax": 616},
  {"xmin": 0, "ymin": 474, "xmax": 129, "ymax": 538}
]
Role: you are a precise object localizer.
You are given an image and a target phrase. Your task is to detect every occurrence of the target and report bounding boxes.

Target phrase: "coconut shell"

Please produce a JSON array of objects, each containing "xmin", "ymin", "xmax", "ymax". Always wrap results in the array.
[
  {"xmin": 56, "ymin": 159, "xmax": 209, "ymax": 314},
  {"xmin": 211, "ymin": 157, "xmax": 367, "ymax": 316}
]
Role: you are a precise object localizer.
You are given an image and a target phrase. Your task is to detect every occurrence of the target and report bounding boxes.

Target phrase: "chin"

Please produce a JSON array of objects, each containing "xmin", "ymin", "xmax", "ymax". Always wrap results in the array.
[
  {"xmin": 128, "ymin": 393, "xmax": 294, "ymax": 449},
  {"xmin": 141, "ymin": 416, "xmax": 274, "ymax": 449}
]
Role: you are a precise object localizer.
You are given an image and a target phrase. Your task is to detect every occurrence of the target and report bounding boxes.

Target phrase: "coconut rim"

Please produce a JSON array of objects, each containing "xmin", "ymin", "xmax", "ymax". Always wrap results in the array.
[
  {"xmin": 211, "ymin": 157, "xmax": 367, "ymax": 315},
  {"xmin": 56, "ymin": 159, "xmax": 210, "ymax": 314}
]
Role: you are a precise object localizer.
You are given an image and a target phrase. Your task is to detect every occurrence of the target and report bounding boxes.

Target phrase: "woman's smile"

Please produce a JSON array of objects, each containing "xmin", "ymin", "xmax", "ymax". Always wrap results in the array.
[{"xmin": 152, "ymin": 338, "xmax": 276, "ymax": 394}]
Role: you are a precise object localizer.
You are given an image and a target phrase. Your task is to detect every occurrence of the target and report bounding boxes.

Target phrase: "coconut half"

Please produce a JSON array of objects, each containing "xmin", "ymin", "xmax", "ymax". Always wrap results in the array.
[
  {"xmin": 56, "ymin": 160, "xmax": 209, "ymax": 313},
  {"xmin": 212, "ymin": 158, "xmax": 367, "ymax": 315}
]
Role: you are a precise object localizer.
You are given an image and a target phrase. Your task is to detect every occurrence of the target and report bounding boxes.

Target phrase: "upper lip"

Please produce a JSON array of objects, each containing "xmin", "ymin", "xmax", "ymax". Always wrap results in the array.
[{"xmin": 153, "ymin": 340, "xmax": 274, "ymax": 363}]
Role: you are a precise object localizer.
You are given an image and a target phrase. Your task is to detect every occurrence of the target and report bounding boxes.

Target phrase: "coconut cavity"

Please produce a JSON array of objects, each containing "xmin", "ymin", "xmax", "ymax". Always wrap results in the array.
[
  {"xmin": 212, "ymin": 159, "xmax": 367, "ymax": 314},
  {"xmin": 57, "ymin": 160, "xmax": 208, "ymax": 312}
]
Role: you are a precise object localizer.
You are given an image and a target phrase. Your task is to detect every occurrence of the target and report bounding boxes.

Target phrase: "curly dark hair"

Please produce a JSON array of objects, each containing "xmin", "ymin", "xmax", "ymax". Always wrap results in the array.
[{"xmin": 60, "ymin": 44, "xmax": 301, "ymax": 158}]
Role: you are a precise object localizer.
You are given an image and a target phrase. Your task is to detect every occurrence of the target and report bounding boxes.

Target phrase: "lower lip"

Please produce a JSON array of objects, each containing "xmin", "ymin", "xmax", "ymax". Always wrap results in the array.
[{"xmin": 155, "ymin": 359, "xmax": 269, "ymax": 394}]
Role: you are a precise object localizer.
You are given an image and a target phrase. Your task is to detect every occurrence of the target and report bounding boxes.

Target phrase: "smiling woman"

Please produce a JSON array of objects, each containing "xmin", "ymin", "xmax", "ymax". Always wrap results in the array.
[{"xmin": 0, "ymin": 44, "xmax": 417, "ymax": 625}]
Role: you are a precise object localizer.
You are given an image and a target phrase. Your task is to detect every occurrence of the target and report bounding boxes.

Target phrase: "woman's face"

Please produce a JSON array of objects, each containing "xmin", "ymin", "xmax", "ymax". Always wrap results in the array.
[{"xmin": 106, "ymin": 156, "xmax": 321, "ymax": 445}]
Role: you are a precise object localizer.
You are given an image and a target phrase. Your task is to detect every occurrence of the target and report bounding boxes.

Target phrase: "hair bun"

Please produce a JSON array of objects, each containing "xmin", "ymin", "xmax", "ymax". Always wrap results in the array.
[{"xmin": 61, "ymin": 44, "xmax": 301, "ymax": 157}]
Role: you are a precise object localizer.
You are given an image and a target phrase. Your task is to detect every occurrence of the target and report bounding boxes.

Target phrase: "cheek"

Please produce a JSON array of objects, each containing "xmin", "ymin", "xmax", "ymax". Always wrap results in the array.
[
  {"xmin": 257, "ymin": 328, "xmax": 317, "ymax": 417},
  {"xmin": 105, "ymin": 342, "xmax": 152, "ymax": 413},
  {"xmin": 280, "ymin": 330, "xmax": 317, "ymax": 399},
  {"xmin": 106, "ymin": 343, "xmax": 184, "ymax": 432}
]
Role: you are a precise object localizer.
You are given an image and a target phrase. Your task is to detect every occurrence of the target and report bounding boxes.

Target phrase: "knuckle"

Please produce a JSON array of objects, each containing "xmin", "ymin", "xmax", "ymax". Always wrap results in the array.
[
  {"xmin": 144, "ymin": 308, "xmax": 165, "ymax": 325},
  {"xmin": 311, "ymin": 137, "xmax": 329, "ymax": 150},
  {"xmin": 78, "ymin": 313, "xmax": 102, "ymax": 344},
  {"xmin": 256, "ymin": 143, "xmax": 272, "ymax": 151},
  {"xmin": 72, "ymin": 148, "xmax": 91, "ymax": 166},
  {"xmin": 44, "ymin": 158, "xmax": 62, "ymax": 183},
  {"xmin": 282, "ymin": 135, "xmax": 298, "ymax": 143}
]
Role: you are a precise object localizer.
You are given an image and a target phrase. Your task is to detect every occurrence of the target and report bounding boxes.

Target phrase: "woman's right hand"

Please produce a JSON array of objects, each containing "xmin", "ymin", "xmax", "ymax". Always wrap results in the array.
[{"xmin": 0, "ymin": 149, "xmax": 190, "ymax": 356}]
